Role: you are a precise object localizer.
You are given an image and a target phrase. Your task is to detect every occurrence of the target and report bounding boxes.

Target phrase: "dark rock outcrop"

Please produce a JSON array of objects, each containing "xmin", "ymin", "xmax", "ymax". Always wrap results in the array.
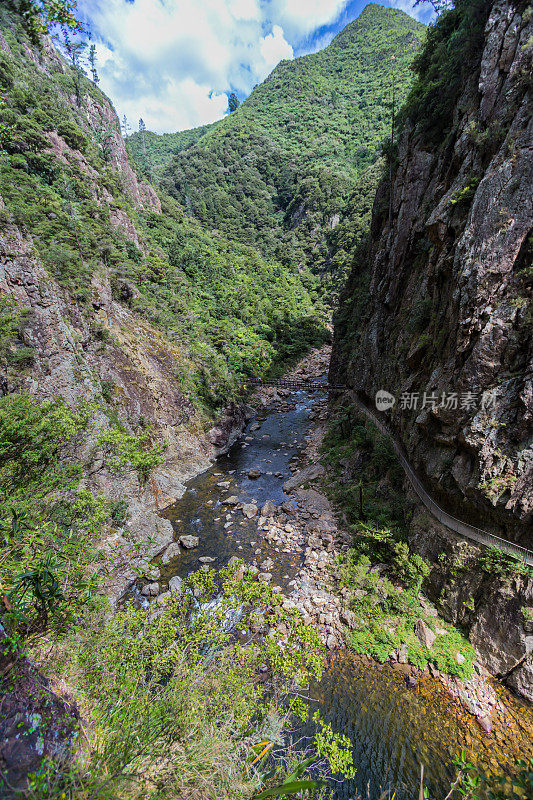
[
  {"xmin": 409, "ymin": 509, "xmax": 533, "ymax": 701},
  {"xmin": 331, "ymin": 0, "xmax": 532, "ymax": 544}
]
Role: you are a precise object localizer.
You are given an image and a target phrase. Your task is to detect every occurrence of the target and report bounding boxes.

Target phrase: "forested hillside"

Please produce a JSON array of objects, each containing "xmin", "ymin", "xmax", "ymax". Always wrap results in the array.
[
  {"xmin": 129, "ymin": 4, "xmax": 426, "ymax": 289},
  {"xmin": 0, "ymin": 3, "xmax": 327, "ymax": 409}
]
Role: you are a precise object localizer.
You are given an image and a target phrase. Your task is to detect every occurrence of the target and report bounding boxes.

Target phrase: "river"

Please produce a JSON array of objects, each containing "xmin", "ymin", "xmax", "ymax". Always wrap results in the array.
[{"xmin": 157, "ymin": 373, "xmax": 532, "ymax": 799}]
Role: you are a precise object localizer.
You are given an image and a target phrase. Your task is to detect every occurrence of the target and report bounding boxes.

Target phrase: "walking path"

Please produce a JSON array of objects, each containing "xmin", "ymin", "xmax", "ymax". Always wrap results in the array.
[{"xmin": 248, "ymin": 376, "xmax": 533, "ymax": 566}]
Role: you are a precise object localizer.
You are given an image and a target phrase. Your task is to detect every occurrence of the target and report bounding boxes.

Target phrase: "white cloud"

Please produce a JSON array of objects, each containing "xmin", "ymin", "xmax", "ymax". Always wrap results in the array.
[
  {"xmin": 259, "ymin": 25, "xmax": 293, "ymax": 70},
  {"xmin": 79, "ymin": 0, "xmax": 287, "ymax": 132},
  {"xmin": 387, "ymin": 0, "xmax": 435, "ymax": 22},
  {"xmin": 271, "ymin": 0, "xmax": 350, "ymax": 36},
  {"xmin": 77, "ymin": 0, "xmax": 429, "ymax": 134}
]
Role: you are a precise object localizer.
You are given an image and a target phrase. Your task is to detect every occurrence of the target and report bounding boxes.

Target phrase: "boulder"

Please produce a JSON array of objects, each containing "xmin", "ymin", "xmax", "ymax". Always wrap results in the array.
[
  {"xmin": 179, "ymin": 535, "xmax": 199, "ymax": 549},
  {"xmin": 340, "ymin": 609, "xmax": 357, "ymax": 629},
  {"xmin": 141, "ymin": 582, "xmax": 159, "ymax": 597},
  {"xmin": 153, "ymin": 591, "xmax": 172, "ymax": 607},
  {"xmin": 161, "ymin": 542, "xmax": 182, "ymax": 564},
  {"xmin": 414, "ymin": 618, "xmax": 436, "ymax": 648},
  {"xmin": 169, "ymin": 575, "xmax": 183, "ymax": 595},
  {"xmin": 242, "ymin": 503, "xmax": 258, "ymax": 519},
  {"xmin": 477, "ymin": 715, "xmax": 492, "ymax": 734},
  {"xmin": 261, "ymin": 500, "xmax": 277, "ymax": 517},
  {"xmin": 283, "ymin": 463, "xmax": 325, "ymax": 492}
]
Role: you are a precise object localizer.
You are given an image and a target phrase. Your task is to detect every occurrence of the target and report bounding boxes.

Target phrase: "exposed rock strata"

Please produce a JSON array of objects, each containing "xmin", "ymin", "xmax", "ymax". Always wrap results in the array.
[{"xmin": 331, "ymin": 0, "xmax": 533, "ymax": 543}]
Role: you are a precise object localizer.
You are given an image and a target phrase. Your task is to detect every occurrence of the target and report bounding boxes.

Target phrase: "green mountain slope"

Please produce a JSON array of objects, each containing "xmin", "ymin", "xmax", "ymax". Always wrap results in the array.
[
  {"xmin": 0, "ymin": 4, "xmax": 326, "ymax": 408},
  {"xmin": 129, "ymin": 123, "xmax": 215, "ymax": 181},
  {"xmin": 130, "ymin": 4, "xmax": 425, "ymax": 281}
]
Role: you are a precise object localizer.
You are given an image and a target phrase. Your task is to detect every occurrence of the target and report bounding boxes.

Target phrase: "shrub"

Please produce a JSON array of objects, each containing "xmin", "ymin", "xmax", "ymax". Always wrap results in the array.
[{"xmin": 97, "ymin": 425, "xmax": 166, "ymax": 483}]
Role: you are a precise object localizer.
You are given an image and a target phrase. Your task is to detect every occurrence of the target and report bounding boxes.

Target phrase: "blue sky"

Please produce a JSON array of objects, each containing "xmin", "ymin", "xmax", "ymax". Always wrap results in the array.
[{"xmin": 77, "ymin": 0, "xmax": 434, "ymax": 134}]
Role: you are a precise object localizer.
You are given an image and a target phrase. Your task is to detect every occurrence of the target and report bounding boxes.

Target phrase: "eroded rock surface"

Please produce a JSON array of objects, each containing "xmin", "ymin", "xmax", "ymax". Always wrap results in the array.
[{"xmin": 331, "ymin": 0, "xmax": 533, "ymax": 544}]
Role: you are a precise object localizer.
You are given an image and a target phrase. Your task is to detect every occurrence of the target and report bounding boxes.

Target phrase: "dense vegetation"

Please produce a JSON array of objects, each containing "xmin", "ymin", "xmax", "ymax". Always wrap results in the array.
[
  {"xmin": 129, "ymin": 4, "xmax": 425, "ymax": 292},
  {"xmin": 398, "ymin": 0, "xmax": 494, "ymax": 142},
  {"xmin": 321, "ymin": 401, "xmax": 476, "ymax": 678},
  {"xmin": 0, "ymin": 3, "xmax": 327, "ymax": 410}
]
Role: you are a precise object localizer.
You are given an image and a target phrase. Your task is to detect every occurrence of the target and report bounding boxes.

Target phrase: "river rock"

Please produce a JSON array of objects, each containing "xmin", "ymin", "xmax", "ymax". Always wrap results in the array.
[
  {"xmin": 142, "ymin": 564, "xmax": 161, "ymax": 581},
  {"xmin": 258, "ymin": 572, "xmax": 272, "ymax": 582},
  {"xmin": 283, "ymin": 463, "xmax": 325, "ymax": 492},
  {"xmin": 199, "ymin": 556, "xmax": 216, "ymax": 563},
  {"xmin": 398, "ymin": 643, "xmax": 408, "ymax": 664},
  {"xmin": 414, "ymin": 618, "xmax": 436, "ymax": 648},
  {"xmin": 456, "ymin": 652, "xmax": 466, "ymax": 664},
  {"xmin": 261, "ymin": 500, "xmax": 277, "ymax": 516},
  {"xmin": 243, "ymin": 503, "xmax": 258, "ymax": 519},
  {"xmin": 161, "ymin": 542, "xmax": 182, "ymax": 564},
  {"xmin": 477, "ymin": 715, "xmax": 492, "ymax": 734},
  {"xmin": 248, "ymin": 469, "xmax": 261, "ymax": 479},
  {"xmin": 141, "ymin": 582, "xmax": 159, "ymax": 597},
  {"xmin": 169, "ymin": 575, "xmax": 183, "ymax": 594},
  {"xmin": 228, "ymin": 556, "xmax": 240, "ymax": 568},
  {"xmin": 250, "ymin": 422, "xmax": 261, "ymax": 431},
  {"xmin": 154, "ymin": 591, "xmax": 172, "ymax": 607},
  {"xmin": 223, "ymin": 495, "xmax": 239, "ymax": 505},
  {"xmin": 179, "ymin": 535, "xmax": 199, "ymax": 549},
  {"xmin": 340, "ymin": 609, "xmax": 357, "ymax": 629},
  {"xmin": 260, "ymin": 558, "xmax": 274, "ymax": 571}
]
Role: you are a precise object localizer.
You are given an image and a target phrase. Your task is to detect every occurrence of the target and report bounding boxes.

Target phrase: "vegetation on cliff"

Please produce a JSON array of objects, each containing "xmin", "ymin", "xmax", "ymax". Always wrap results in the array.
[
  {"xmin": 0, "ymin": 3, "xmax": 327, "ymax": 412},
  {"xmin": 321, "ymin": 402, "xmax": 477, "ymax": 679}
]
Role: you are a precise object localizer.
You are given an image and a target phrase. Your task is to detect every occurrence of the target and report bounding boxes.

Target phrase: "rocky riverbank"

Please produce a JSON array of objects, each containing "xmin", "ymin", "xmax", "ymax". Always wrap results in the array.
[
  {"xmin": 249, "ymin": 349, "xmax": 530, "ymax": 738},
  {"xmin": 141, "ymin": 344, "xmax": 532, "ymax": 775}
]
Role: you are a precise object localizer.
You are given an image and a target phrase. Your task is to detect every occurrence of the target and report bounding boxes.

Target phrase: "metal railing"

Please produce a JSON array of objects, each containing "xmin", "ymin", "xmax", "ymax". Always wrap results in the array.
[
  {"xmin": 246, "ymin": 379, "xmax": 345, "ymax": 391},
  {"xmin": 349, "ymin": 392, "xmax": 533, "ymax": 567}
]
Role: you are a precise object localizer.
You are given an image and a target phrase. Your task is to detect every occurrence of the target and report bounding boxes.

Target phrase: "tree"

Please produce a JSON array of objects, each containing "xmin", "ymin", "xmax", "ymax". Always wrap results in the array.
[
  {"xmin": 89, "ymin": 43, "xmax": 99, "ymax": 85},
  {"xmin": 414, "ymin": 0, "xmax": 454, "ymax": 13},
  {"xmin": 121, "ymin": 114, "xmax": 131, "ymax": 139},
  {"xmin": 138, "ymin": 117, "xmax": 146, "ymax": 151},
  {"xmin": 227, "ymin": 92, "xmax": 240, "ymax": 113},
  {"xmin": 8, "ymin": 0, "xmax": 83, "ymax": 44},
  {"xmin": 138, "ymin": 117, "xmax": 152, "ymax": 179},
  {"xmin": 60, "ymin": 29, "xmax": 87, "ymax": 107}
]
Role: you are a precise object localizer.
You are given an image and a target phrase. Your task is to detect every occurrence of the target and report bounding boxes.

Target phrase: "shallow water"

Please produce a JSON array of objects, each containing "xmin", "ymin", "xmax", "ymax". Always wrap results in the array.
[{"xmin": 161, "ymin": 386, "xmax": 533, "ymax": 799}]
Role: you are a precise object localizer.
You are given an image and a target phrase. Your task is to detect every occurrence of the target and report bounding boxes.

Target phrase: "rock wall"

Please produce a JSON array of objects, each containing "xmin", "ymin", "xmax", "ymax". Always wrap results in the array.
[
  {"xmin": 409, "ymin": 508, "xmax": 533, "ymax": 701},
  {"xmin": 331, "ymin": 0, "xmax": 532, "ymax": 544}
]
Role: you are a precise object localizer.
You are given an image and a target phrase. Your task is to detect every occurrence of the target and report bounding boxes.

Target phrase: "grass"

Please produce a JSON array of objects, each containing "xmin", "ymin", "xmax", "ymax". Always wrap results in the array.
[{"xmin": 320, "ymin": 403, "xmax": 476, "ymax": 679}]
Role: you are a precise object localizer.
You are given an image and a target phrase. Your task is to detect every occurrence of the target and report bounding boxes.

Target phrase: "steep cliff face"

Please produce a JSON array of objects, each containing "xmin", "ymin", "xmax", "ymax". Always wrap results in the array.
[
  {"xmin": 0, "ymin": 16, "xmax": 229, "ymax": 602},
  {"xmin": 331, "ymin": 0, "xmax": 532, "ymax": 544}
]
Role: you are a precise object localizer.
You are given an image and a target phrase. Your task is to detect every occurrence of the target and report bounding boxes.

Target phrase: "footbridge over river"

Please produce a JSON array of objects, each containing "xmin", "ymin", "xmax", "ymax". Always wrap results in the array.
[{"xmin": 245, "ymin": 379, "xmax": 533, "ymax": 567}]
